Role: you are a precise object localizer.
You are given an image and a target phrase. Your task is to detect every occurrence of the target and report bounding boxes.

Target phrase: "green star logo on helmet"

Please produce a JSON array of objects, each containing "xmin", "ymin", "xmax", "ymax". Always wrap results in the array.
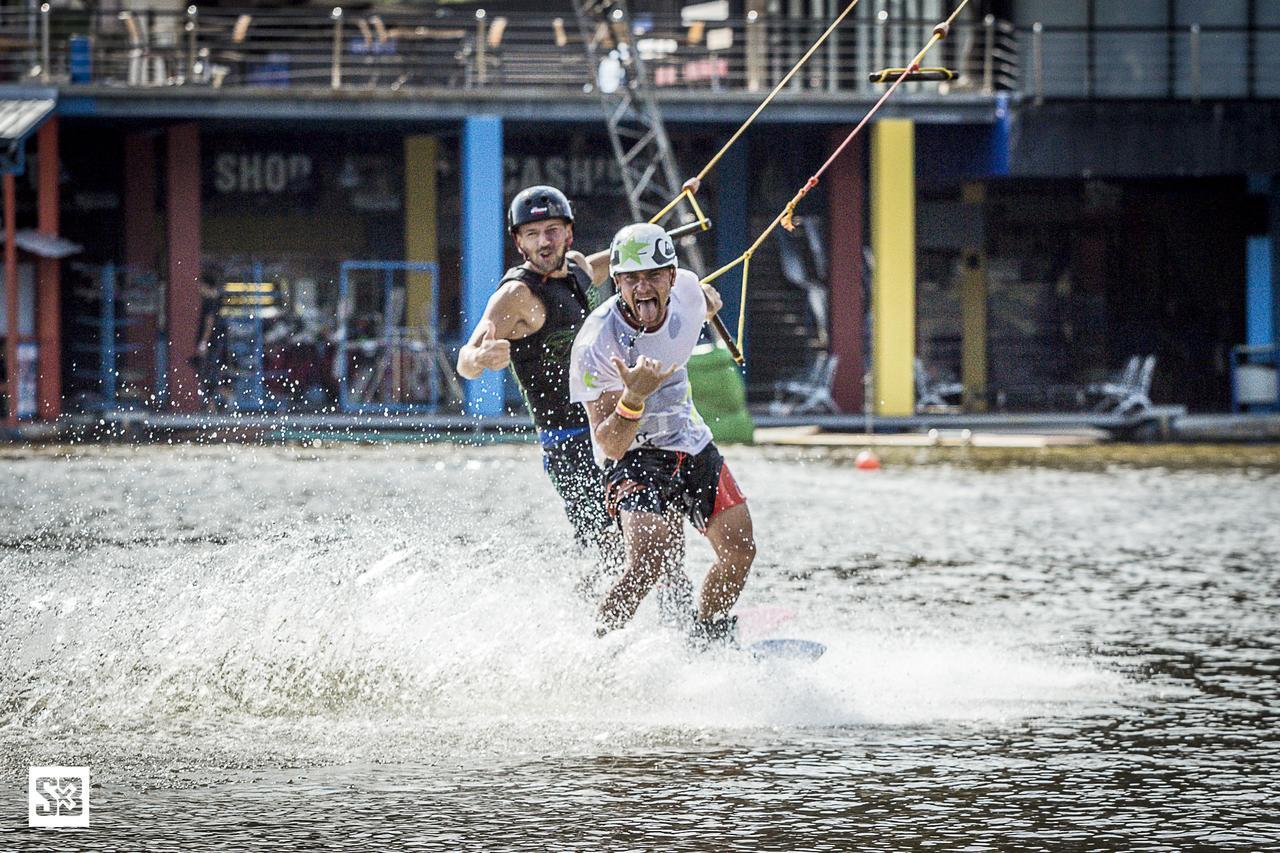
[{"xmin": 617, "ymin": 236, "xmax": 647, "ymax": 265}]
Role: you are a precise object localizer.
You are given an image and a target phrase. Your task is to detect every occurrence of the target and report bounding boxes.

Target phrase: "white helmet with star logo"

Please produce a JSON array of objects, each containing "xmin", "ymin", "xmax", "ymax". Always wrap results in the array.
[{"xmin": 608, "ymin": 222, "xmax": 679, "ymax": 277}]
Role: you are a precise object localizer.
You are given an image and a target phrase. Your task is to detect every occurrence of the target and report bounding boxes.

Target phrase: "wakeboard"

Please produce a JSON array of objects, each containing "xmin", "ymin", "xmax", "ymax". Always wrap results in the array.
[
  {"xmin": 747, "ymin": 638, "xmax": 827, "ymax": 662},
  {"xmin": 736, "ymin": 607, "xmax": 825, "ymax": 661}
]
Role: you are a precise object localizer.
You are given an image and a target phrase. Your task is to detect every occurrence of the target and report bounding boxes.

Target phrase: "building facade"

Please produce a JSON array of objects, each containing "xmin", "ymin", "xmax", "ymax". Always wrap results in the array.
[{"xmin": 1, "ymin": 0, "xmax": 1277, "ymax": 423}]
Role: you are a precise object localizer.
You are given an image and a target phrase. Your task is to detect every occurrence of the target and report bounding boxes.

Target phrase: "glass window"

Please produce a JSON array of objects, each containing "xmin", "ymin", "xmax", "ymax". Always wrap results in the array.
[{"xmin": 1175, "ymin": 0, "xmax": 1247, "ymax": 28}]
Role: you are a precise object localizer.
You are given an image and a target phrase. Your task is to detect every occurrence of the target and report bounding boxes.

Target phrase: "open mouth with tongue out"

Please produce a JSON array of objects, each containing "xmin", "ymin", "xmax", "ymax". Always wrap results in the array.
[{"xmin": 633, "ymin": 295, "xmax": 663, "ymax": 326}]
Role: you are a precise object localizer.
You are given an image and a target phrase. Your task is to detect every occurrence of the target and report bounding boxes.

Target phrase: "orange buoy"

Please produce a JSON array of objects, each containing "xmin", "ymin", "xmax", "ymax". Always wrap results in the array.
[{"xmin": 855, "ymin": 449, "xmax": 881, "ymax": 470}]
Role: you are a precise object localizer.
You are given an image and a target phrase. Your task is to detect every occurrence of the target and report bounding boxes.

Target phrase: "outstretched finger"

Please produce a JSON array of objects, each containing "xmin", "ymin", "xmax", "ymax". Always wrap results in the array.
[
  {"xmin": 610, "ymin": 355, "xmax": 630, "ymax": 378},
  {"xmin": 660, "ymin": 363, "xmax": 679, "ymax": 380},
  {"xmin": 481, "ymin": 319, "xmax": 498, "ymax": 341}
]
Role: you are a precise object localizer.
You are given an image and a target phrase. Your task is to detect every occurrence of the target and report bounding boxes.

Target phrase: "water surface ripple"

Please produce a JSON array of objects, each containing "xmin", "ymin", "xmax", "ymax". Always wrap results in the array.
[{"xmin": 1, "ymin": 444, "xmax": 1276, "ymax": 850}]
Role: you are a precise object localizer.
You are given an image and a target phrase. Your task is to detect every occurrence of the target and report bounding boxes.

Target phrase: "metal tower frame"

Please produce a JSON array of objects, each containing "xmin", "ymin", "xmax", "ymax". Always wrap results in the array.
[{"xmin": 573, "ymin": 0, "xmax": 706, "ymax": 275}]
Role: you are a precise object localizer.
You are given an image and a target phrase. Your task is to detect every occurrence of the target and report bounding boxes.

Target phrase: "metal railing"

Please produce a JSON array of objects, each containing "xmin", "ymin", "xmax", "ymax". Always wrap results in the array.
[
  {"xmin": 0, "ymin": 7, "xmax": 1018, "ymax": 96},
  {"xmin": 5, "ymin": 8, "xmax": 1275, "ymax": 103},
  {"xmin": 1022, "ymin": 22, "xmax": 1280, "ymax": 102}
]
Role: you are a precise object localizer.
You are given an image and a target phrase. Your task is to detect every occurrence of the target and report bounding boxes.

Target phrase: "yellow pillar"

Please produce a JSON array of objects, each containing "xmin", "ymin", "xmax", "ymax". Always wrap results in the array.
[
  {"xmin": 404, "ymin": 135, "xmax": 438, "ymax": 330},
  {"xmin": 960, "ymin": 182, "xmax": 988, "ymax": 411},
  {"xmin": 871, "ymin": 119, "xmax": 915, "ymax": 415},
  {"xmin": 960, "ymin": 250, "xmax": 989, "ymax": 411}
]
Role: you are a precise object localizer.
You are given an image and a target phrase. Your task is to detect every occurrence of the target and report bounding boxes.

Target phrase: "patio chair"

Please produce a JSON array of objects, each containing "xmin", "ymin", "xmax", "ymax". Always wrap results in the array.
[
  {"xmin": 453, "ymin": 15, "xmax": 505, "ymax": 87},
  {"xmin": 117, "ymin": 12, "xmax": 152, "ymax": 85},
  {"xmin": 1117, "ymin": 354, "xmax": 1155, "ymax": 415},
  {"xmin": 208, "ymin": 14, "xmax": 252, "ymax": 88},
  {"xmin": 1087, "ymin": 355, "xmax": 1140, "ymax": 410},
  {"xmin": 915, "ymin": 357, "xmax": 963, "ymax": 411},
  {"xmin": 1089, "ymin": 354, "xmax": 1154, "ymax": 414},
  {"xmin": 769, "ymin": 352, "xmax": 840, "ymax": 416}
]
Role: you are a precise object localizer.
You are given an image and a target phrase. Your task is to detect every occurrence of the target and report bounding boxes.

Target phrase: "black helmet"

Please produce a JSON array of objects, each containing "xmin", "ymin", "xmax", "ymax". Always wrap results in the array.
[{"xmin": 508, "ymin": 185, "xmax": 574, "ymax": 234}]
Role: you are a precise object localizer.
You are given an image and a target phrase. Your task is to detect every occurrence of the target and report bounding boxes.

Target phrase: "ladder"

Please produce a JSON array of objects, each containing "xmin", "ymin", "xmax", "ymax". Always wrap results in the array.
[{"xmin": 572, "ymin": 0, "xmax": 705, "ymax": 276}]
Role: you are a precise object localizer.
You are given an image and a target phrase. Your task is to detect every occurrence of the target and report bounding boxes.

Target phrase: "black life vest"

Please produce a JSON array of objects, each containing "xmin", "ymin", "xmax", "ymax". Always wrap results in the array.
[{"xmin": 504, "ymin": 261, "xmax": 597, "ymax": 432}]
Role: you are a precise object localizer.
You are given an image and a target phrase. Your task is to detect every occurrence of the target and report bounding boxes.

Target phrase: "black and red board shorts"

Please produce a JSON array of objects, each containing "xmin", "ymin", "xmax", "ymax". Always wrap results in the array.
[{"xmin": 603, "ymin": 442, "xmax": 746, "ymax": 533}]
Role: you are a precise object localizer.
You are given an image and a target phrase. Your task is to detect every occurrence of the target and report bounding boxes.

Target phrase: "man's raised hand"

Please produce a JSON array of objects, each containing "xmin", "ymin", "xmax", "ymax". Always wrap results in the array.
[
  {"xmin": 611, "ymin": 355, "xmax": 677, "ymax": 402},
  {"xmin": 700, "ymin": 282, "xmax": 723, "ymax": 318},
  {"xmin": 474, "ymin": 319, "xmax": 512, "ymax": 370}
]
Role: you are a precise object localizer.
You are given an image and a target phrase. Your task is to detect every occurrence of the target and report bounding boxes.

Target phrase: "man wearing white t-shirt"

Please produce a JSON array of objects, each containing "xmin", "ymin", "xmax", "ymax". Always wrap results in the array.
[{"xmin": 569, "ymin": 222, "xmax": 756, "ymax": 646}]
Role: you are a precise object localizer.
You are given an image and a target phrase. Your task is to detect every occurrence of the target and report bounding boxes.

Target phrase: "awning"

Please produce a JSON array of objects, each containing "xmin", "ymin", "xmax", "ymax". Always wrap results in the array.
[
  {"xmin": 0, "ymin": 98, "xmax": 55, "ymax": 143},
  {"xmin": 0, "ymin": 229, "xmax": 82, "ymax": 258},
  {"xmin": 0, "ymin": 87, "xmax": 57, "ymax": 174}
]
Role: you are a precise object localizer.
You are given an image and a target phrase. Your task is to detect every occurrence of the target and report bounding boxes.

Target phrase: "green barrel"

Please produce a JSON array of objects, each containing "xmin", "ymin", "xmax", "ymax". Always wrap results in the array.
[{"xmin": 688, "ymin": 343, "xmax": 755, "ymax": 444}]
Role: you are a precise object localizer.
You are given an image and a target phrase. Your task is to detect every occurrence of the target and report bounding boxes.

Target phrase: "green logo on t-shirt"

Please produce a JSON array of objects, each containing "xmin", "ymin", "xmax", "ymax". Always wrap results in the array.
[{"xmin": 543, "ymin": 329, "xmax": 576, "ymax": 362}]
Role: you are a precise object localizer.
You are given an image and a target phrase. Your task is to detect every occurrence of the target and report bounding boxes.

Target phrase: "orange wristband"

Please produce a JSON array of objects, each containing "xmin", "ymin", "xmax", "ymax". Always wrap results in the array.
[{"xmin": 615, "ymin": 399, "xmax": 644, "ymax": 420}]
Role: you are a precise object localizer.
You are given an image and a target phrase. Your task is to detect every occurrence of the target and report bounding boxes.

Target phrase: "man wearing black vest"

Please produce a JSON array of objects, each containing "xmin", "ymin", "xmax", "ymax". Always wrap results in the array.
[{"xmin": 456, "ymin": 185, "xmax": 693, "ymax": 616}]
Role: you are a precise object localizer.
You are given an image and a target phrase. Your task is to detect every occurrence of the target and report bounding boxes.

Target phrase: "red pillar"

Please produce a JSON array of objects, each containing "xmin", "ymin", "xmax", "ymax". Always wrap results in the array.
[
  {"xmin": 828, "ymin": 130, "xmax": 865, "ymax": 412},
  {"xmin": 36, "ymin": 119, "xmax": 61, "ymax": 420},
  {"xmin": 124, "ymin": 131, "xmax": 158, "ymax": 397},
  {"xmin": 3, "ymin": 174, "xmax": 16, "ymax": 426},
  {"xmin": 166, "ymin": 123, "xmax": 201, "ymax": 410}
]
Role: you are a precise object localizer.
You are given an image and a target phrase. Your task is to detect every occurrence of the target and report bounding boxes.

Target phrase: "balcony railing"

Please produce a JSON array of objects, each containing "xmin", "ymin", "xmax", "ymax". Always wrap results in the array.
[
  {"xmin": 1021, "ymin": 22, "xmax": 1280, "ymax": 102},
  {"xmin": 4, "ymin": 7, "xmax": 1274, "ymax": 103},
  {"xmin": 0, "ymin": 6, "xmax": 1017, "ymax": 97}
]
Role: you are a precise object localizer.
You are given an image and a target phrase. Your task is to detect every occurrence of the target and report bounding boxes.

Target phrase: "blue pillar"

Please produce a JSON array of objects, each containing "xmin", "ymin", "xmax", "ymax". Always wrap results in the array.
[
  {"xmin": 461, "ymin": 115, "xmax": 504, "ymax": 417},
  {"xmin": 988, "ymin": 93, "xmax": 1011, "ymax": 176},
  {"xmin": 1271, "ymin": 179, "xmax": 1280, "ymax": 361},
  {"xmin": 1271, "ymin": 177, "xmax": 1280, "ymax": 409},
  {"xmin": 1247, "ymin": 174, "xmax": 1276, "ymax": 351},
  {"xmin": 1246, "ymin": 236, "xmax": 1273, "ymax": 349},
  {"xmin": 715, "ymin": 136, "xmax": 749, "ymax": 381}
]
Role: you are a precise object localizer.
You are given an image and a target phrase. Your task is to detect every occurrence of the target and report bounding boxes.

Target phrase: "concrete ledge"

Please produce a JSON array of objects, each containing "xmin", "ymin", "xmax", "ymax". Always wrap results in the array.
[
  {"xmin": 755, "ymin": 425, "xmax": 1107, "ymax": 448},
  {"xmin": 751, "ymin": 406, "xmax": 1186, "ymax": 436},
  {"xmin": 29, "ymin": 411, "xmax": 536, "ymax": 443},
  {"xmin": 9, "ymin": 406, "xmax": 1278, "ymax": 445},
  {"xmin": 1171, "ymin": 413, "xmax": 1280, "ymax": 442},
  {"xmin": 50, "ymin": 85, "xmax": 1006, "ymax": 126}
]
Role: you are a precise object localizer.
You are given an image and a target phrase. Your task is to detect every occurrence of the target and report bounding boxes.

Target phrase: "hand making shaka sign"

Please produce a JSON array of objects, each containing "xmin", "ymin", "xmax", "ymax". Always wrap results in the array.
[{"xmin": 611, "ymin": 355, "xmax": 677, "ymax": 403}]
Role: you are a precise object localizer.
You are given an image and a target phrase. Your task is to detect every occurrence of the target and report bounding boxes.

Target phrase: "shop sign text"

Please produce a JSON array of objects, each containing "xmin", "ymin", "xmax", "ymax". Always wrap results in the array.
[{"xmin": 214, "ymin": 153, "xmax": 314, "ymax": 195}]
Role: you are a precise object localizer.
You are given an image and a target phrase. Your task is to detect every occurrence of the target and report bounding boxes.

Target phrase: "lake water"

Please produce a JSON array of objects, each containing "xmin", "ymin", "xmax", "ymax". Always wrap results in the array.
[{"xmin": 2, "ymin": 443, "xmax": 1277, "ymax": 850}]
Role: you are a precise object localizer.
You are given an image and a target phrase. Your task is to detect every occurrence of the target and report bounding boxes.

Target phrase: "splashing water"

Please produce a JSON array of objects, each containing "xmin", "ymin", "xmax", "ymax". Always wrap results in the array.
[{"xmin": 1, "ymin": 444, "xmax": 1275, "ymax": 849}]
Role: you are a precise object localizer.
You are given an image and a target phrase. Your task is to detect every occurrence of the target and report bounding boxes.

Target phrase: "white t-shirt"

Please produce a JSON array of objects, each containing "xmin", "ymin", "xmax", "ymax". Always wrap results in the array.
[{"xmin": 569, "ymin": 268, "xmax": 714, "ymax": 465}]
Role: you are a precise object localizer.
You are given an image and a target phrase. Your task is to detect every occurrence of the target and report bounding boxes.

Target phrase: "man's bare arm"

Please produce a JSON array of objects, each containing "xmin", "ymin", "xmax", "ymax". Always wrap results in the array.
[
  {"xmin": 581, "ymin": 249, "xmax": 612, "ymax": 287},
  {"xmin": 455, "ymin": 283, "xmax": 543, "ymax": 379},
  {"xmin": 584, "ymin": 356, "xmax": 677, "ymax": 460},
  {"xmin": 584, "ymin": 391, "xmax": 634, "ymax": 461}
]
